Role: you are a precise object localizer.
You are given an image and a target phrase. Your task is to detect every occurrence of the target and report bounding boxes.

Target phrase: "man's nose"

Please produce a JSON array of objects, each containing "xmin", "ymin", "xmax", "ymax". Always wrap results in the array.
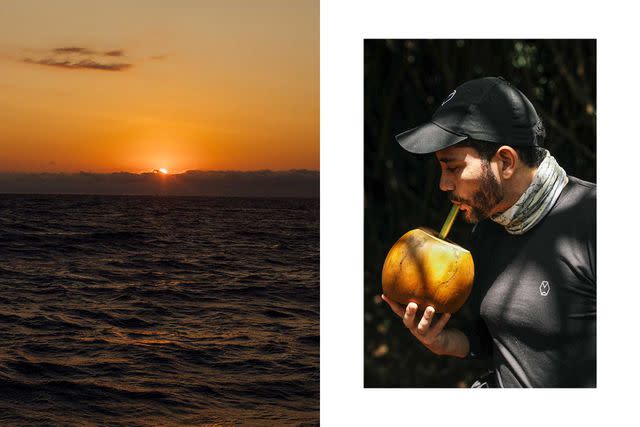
[{"xmin": 439, "ymin": 173, "xmax": 454, "ymax": 192}]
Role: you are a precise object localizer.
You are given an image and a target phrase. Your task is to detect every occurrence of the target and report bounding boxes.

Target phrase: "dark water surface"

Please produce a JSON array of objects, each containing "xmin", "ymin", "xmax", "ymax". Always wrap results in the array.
[{"xmin": 0, "ymin": 195, "xmax": 319, "ymax": 426}]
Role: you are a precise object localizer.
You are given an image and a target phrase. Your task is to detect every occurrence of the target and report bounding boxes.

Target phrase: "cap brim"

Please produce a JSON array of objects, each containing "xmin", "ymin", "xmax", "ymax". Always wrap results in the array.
[{"xmin": 395, "ymin": 122, "xmax": 467, "ymax": 154}]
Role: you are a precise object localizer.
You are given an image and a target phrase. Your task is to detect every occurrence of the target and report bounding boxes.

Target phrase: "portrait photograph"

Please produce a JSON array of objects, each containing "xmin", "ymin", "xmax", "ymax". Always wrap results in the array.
[{"xmin": 364, "ymin": 39, "xmax": 596, "ymax": 388}]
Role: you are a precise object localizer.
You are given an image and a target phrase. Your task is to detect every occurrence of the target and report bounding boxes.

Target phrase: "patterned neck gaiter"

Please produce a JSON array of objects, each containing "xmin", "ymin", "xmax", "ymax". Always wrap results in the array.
[{"xmin": 491, "ymin": 150, "xmax": 568, "ymax": 235}]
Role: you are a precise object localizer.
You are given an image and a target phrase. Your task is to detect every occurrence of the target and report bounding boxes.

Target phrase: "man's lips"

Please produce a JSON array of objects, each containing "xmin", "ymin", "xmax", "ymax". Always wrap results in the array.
[{"xmin": 451, "ymin": 200, "xmax": 468, "ymax": 211}]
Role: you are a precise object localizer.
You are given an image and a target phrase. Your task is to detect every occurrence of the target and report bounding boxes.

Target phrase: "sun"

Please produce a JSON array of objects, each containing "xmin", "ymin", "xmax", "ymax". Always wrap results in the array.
[{"xmin": 159, "ymin": 168, "xmax": 168, "ymax": 174}]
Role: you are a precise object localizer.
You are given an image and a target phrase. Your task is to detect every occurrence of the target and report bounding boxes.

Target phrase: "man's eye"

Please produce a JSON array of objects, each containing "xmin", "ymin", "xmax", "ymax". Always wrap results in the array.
[{"xmin": 448, "ymin": 166, "xmax": 460, "ymax": 173}]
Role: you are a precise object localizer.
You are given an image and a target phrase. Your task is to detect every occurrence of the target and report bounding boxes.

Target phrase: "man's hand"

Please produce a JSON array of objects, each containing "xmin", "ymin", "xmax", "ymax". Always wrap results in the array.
[{"xmin": 381, "ymin": 294, "xmax": 469, "ymax": 358}]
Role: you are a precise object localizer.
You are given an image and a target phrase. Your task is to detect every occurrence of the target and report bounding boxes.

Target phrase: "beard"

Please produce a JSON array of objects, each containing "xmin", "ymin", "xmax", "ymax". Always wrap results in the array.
[{"xmin": 448, "ymin": 161, "xmax": 504, "ymax": 223}]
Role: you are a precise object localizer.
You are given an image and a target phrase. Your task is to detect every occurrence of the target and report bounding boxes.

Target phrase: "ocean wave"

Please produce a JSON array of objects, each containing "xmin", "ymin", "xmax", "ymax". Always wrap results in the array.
[{"xmin": 0, "ymin": 195, "xmax": 319, "ymax": 424}]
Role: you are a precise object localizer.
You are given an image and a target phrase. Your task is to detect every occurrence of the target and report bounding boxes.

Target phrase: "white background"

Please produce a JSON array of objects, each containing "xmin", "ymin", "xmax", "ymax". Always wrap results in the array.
[{"xmin": 320, "ymin": 1, "xmax": 640, "ymax": 425}]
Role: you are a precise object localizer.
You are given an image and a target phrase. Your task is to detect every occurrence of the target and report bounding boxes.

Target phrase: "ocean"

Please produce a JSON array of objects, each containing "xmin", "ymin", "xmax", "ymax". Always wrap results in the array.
[{"xmin": 0, "ymin": 195, "xmax": 319, "ymax": 426}]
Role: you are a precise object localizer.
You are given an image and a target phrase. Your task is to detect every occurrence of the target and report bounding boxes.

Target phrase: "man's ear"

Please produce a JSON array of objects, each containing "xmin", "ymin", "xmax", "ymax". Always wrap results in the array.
[{"xmin": 495, "ymin": 146, "xmax": 517, "ymax": 179}]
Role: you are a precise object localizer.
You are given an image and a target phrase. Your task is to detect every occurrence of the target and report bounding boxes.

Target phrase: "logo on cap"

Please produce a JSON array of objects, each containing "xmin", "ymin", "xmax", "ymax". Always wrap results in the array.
[{"xmin": 441, "ymin": 90, "xmax": 456, "ymax": 106}]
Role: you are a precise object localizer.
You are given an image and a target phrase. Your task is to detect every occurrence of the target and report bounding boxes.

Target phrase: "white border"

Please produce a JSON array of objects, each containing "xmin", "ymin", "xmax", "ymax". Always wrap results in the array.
[{"xmin": 321, "ymin": 1, "xmax": 640, "ymax": 426}]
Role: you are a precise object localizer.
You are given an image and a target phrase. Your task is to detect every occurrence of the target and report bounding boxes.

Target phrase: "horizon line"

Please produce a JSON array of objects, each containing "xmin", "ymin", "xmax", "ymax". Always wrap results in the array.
[
  {"xmin": 0, "ymin": 192, "xmax": 319, "ymax": 199},
  {"xmin": 0, "ymin": 168, "xmax": 320, "ymax": 175}
]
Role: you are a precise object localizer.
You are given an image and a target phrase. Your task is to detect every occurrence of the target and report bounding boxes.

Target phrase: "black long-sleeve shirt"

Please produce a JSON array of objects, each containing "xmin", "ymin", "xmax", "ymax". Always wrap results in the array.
[{"xmin": 464, "ymin": 176, "xmax": 596, "ymax": 387}]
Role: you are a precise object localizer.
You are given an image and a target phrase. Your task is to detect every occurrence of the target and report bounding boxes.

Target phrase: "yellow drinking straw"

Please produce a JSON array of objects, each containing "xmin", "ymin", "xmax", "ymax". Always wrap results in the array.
[{"xmin": 438, "ymin": 204, "xmax": 460, "ymax": 239}]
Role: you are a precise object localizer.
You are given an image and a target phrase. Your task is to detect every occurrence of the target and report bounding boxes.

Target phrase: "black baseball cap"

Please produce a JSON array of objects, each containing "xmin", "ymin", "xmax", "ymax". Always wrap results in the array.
[{"xmin": 396, "ymin": 77, "xmax": 543, "ymax": 154}]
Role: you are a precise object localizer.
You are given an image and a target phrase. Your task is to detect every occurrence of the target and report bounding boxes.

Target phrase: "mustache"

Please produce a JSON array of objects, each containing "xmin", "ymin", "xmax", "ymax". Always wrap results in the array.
[{"xmin": 447, "ymin": 192, "xmax": 470, "ymax": 205}]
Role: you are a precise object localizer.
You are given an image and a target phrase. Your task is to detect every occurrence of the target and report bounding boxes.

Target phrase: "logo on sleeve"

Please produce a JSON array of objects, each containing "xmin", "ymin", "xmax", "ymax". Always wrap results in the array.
[{"xmin": 539, "ymin": 281, "xmax": 550, "ymax": 296}]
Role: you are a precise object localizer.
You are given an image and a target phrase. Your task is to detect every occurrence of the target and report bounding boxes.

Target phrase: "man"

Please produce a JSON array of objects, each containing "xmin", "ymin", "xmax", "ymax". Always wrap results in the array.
[{"xmin": 382, "ymin": 77, "xmax": 596, "ymax": 387}]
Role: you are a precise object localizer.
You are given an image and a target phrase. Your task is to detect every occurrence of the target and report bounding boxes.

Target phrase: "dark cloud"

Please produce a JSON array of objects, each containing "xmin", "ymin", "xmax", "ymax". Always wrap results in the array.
[
  {"xmin": 104, "ymin": 50, "xmax": 125, "ymax": 57},
  {"xmin": 22, "ymin": 46, "xmax": 132, "ymax": 71},
  {"xmin": 23, "ymin": 57, "xmax": 132, "ymax": 71},
  {"xmin": 51, "ymin": 46, "xmax": 126, "ymax": 57},
  {"xmin": 52, "ymin": 47, "xmax": 96, "ymax": 55},
  {"xmin": 0, "ymin": 170, "xmax": 319, "ymax": 198}
]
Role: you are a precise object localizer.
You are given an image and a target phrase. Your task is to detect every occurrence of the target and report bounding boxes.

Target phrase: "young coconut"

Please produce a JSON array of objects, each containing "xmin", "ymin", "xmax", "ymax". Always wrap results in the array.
[{"xmin": 381, "ymin": 205, "xmax": 474, "ymax": 313}]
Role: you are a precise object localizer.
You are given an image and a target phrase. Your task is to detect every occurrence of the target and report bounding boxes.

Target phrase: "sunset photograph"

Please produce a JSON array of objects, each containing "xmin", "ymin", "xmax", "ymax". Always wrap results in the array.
[{"xmin": 0, "ymin": 0, "xmax": 318, "ymax": 425}]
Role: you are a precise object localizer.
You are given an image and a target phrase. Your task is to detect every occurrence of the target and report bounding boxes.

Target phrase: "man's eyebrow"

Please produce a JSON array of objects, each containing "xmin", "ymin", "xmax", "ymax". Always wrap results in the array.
[{"xmin": 438, "ymin": 156, "xmax": 458, "ymax": 163}]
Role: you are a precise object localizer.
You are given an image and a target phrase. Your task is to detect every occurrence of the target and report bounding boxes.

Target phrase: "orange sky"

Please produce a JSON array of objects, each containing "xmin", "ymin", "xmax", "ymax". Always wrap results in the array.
[{"xmin": 0, "ymin": 0, "xmax": 318, "ymax": 173}]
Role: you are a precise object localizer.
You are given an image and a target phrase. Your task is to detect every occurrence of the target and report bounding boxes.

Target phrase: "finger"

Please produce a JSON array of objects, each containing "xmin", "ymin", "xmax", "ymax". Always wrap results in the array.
[
  {"xmin": 381, "ymin": 295, "xmax": 405, "ymax": 318},
  {"xmin": 429, "ymin": 312, "xmax": 452, "ymax": 337},
  {"xmin": 416, "ymin": 306, "xmax": 436, "ymax": 334},
  {"xmin": 403, "ymin": 302, "xmax": 418, "ymax": 329}
]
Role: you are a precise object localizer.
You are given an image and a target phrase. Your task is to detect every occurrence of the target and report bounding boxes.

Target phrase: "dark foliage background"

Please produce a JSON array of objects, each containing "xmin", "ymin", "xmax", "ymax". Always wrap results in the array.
[{"xmin": 364, "ymin": 39, "xmax": 596, "ymax": 387}]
